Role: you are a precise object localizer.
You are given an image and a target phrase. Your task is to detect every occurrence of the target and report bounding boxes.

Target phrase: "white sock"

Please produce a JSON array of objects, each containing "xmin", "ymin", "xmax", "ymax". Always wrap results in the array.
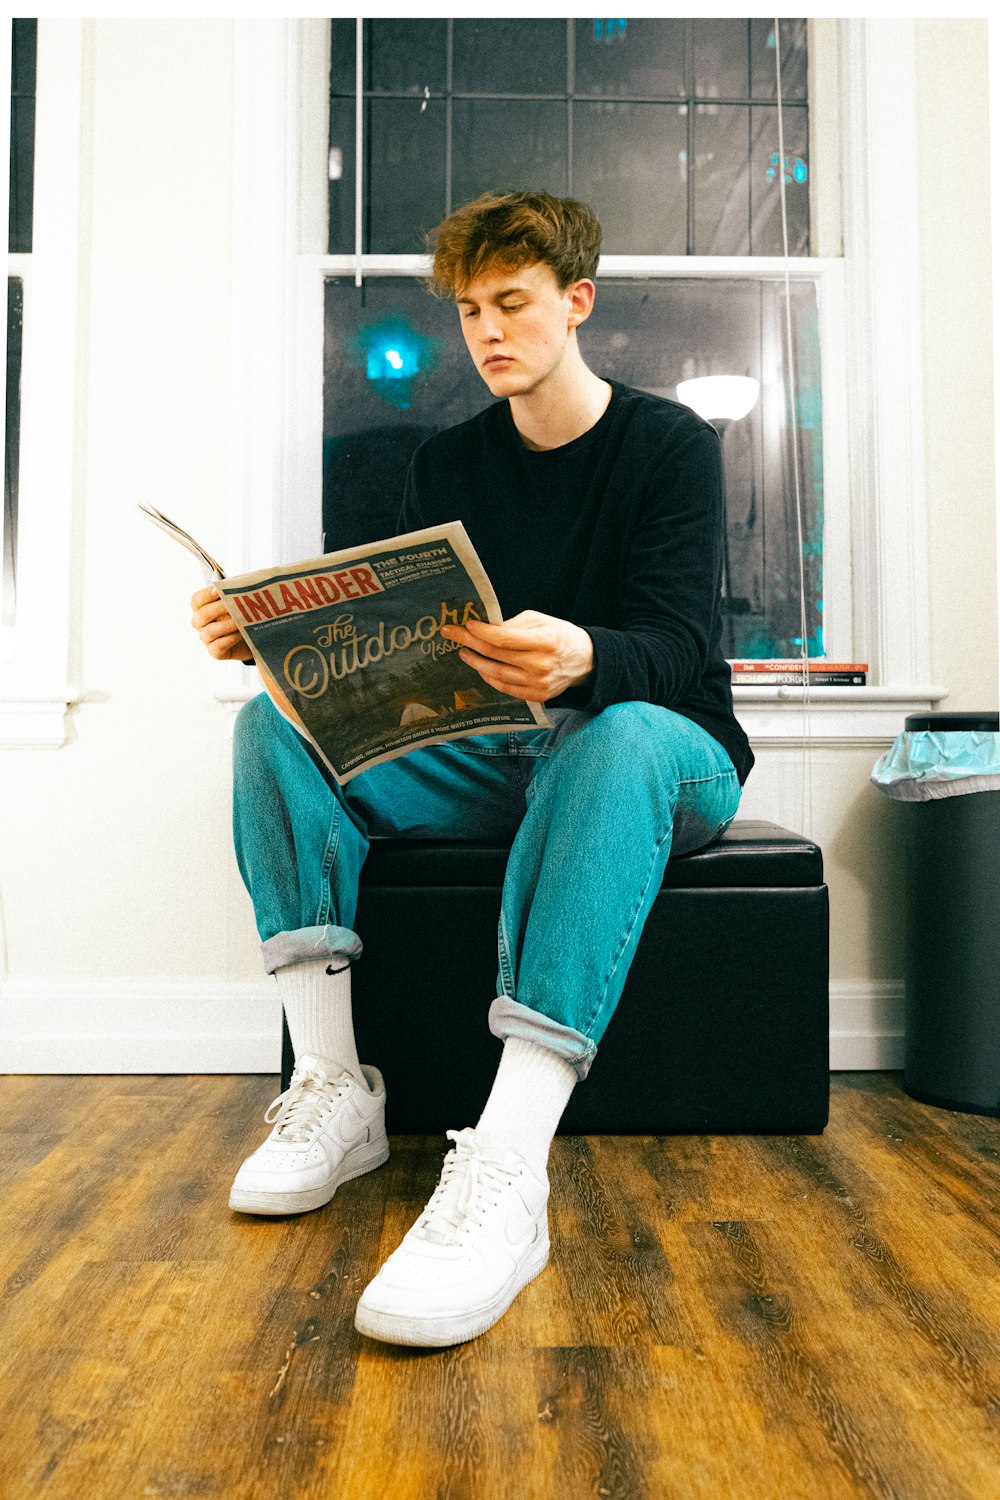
[
  {"xmin": 273, "ymin": 958, "xmax": 366, "ymax": 1088},
  {"xmin": 474, "ymin": 1037, "xmax": 578, "ymax": 1178}
]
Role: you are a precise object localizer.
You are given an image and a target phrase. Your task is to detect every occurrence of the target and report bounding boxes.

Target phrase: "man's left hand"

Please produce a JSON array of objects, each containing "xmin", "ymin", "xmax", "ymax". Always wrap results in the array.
[{"xmin": 440, "ymin": 610, "xmax": 594, "ymax": 703}]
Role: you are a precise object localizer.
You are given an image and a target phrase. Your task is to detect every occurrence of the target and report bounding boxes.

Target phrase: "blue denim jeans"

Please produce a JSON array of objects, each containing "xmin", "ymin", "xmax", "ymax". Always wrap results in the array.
[{"xmin": 233, "ymin": 694, "xmax": 741, "ymax": 1080}]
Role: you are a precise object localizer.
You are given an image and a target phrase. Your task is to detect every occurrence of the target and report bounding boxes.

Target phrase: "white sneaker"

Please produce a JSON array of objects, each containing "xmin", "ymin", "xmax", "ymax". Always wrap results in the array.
[
  {"xmin": 229, "ymin": 1054, "xmax": 389, "ymax": 1215},
  {"xmin": 354, "ymin": 1127, "xmax": 550, "ymax": 1346}
]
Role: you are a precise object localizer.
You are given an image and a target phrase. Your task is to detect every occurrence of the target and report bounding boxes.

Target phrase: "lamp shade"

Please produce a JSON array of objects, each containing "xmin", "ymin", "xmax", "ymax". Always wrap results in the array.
[{"xmin": 675, "ymin": 375, "xmax": 760, "ymax": 422}]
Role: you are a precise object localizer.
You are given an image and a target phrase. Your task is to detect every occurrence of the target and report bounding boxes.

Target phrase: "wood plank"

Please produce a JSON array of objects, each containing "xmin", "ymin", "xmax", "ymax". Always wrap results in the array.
[{"xmin": 1, "ymin": 1074, "xmax": 999, "ymax": 1499}]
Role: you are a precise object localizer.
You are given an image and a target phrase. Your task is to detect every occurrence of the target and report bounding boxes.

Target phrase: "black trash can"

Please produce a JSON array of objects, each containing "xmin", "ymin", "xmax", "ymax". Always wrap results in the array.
[{"xmin": 872, "ymin": 711, "xmax": 1000, "ymax": 1116}]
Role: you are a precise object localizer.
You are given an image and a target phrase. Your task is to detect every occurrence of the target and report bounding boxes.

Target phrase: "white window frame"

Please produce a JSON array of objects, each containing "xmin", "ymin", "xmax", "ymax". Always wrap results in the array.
[
  {"xmin": 220, "ymin": 17, "xmax": 946, "ymax": 746},
  {"xmin": 0, "ymin": 21, "xmax": 85, "ymax": 747}
]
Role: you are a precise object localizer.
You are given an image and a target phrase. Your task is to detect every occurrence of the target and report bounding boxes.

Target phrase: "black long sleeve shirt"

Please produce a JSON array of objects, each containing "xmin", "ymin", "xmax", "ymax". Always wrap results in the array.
[{"xmin": 397, "ymin": 379, "xmax": 754, "ymax": 786}]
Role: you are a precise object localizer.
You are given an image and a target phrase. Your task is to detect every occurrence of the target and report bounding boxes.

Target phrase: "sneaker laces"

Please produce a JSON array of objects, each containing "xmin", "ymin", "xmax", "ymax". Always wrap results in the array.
[
  {"xmin": 263, "ymin": 1060, "xmax": 356, "ymax": 1145},
  {"xmin": 416, "ymin": 1128, "xmax": 520, "ymax": 1246}
]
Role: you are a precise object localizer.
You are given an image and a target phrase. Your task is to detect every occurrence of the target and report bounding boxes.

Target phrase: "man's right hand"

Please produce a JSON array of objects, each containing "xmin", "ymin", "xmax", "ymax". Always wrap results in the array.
[{"xmin": 190, "ymin": 585, "xmax": 254, "ymax": 663}]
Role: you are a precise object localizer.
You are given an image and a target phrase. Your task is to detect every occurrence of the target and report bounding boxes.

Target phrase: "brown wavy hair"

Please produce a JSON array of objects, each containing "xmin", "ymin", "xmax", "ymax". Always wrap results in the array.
[{"xmin": 426, "ymin": 191, "xmax": 602, "ymax": 301}]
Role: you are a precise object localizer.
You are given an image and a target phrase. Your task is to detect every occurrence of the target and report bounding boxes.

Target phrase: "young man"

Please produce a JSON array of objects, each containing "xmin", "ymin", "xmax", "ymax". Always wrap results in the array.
[{"xmin": 191, "ymin": 192, "xmax": 753, "ymax": 1348}]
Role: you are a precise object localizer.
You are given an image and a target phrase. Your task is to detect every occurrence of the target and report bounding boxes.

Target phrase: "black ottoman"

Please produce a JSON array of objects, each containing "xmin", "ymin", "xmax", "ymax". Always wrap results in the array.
[{"xmin": 280, "ymin": 820, "xmax": 829, "ymax": 1135}]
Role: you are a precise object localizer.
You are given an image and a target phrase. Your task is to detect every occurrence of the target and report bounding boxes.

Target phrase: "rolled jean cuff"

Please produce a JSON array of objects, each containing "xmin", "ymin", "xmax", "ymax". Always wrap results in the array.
[
  {"xmin": 488, "ymin": 995, "xmax": 598, "ymax": 1081},
  {"xmin": 261, "ymin": 924, "xmax": 364, "ymax": 976}
]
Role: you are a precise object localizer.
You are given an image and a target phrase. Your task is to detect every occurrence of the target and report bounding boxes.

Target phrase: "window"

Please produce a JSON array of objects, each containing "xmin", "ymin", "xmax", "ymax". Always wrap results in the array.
[
  {"xmin": 5, "ymin": 279, "xmax": 22, "ymax": 644},
  {"xmin": 8, "ymin": 18, "xmax": 36, "ymax": 252},
  {"xmin": 4, "ymin": 18, "xmax": 37, "ymax": 653},
  {"xmin": 229, "ymin": 19, "xmax": 942, "ymax": 742},
  {"xmin": 322, "ymin": 18, "xmax": 824, "ymax": 660},
  {"xmin": 328, "ymin": 19, "xmax": 808, "ymax": 257},
  {"xmin": 0, "ymin": 20, "xmax": 84, "ymax": 745}
]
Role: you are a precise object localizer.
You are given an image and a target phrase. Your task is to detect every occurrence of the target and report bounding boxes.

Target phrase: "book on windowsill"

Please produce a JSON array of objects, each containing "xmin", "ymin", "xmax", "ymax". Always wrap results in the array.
[
  {"xmin": 139, "ymin": 504, "xmax": 550, "ymax": 784},
  {"xmin": 729, "ymin": 659, "xmax": 868, "ymax": 687}
]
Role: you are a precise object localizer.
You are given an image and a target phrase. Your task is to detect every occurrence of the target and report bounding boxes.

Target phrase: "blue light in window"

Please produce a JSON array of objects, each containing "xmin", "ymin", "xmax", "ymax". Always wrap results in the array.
[
  {"xmin": 765, "ymin": 152, "xmax": 808, "ymax": 188},
  {"xmin": 593, "ymin": 18, "xmax": 627, "ymax": 42},
  {"xmin": 348, "ymin": 316, "xmax": 441, "ymax": 410},
  {"xmin": 366, "ymin": 342, "xmax": 418, "ymax": 381}
]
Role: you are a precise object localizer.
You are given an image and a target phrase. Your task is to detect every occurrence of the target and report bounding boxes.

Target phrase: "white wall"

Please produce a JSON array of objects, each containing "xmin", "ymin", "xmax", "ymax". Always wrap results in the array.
[
  {"xmin": 0, "ymin": 18, "xmax": 995, "ymax": 1073},
  {"xmin": 1, "ymin": 21, "xmax": 281, "ymax": 1068},
  {"xmin": 916, "ymin": 22, "xmax": 997, "ymax": 708}
]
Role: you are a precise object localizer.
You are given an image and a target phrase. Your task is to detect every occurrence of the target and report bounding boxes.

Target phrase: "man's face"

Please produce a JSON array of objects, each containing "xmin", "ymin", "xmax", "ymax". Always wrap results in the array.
[{"xmin": 455, "ymin": 261, "xmax": 592, "ymax": 399}]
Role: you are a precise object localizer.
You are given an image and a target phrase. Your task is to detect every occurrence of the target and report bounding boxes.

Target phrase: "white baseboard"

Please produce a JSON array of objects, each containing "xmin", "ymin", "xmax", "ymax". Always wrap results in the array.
[
  {"xmin": 0, "ymin": 978, "xmax": 283, "ymax": 1073},
  {"xmin": 829, "ymin": 980, "xmax": 905, "ymax": 1070},
  {"xmin": 0, "ymin": 976, "xmax": 905, "ymax": 1074}
]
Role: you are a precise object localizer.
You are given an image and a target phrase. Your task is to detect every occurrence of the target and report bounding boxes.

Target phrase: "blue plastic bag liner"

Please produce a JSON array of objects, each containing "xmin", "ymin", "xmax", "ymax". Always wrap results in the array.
[{"xmin": 872, "ymin": 715, "xmax": 1000, "ymax": 801}]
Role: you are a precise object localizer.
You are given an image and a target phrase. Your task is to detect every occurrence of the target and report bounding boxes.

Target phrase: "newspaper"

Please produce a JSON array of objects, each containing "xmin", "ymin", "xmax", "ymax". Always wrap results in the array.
[{"xmin": 140, "ymin": 504, "xmax": 551, "ymax": 783}]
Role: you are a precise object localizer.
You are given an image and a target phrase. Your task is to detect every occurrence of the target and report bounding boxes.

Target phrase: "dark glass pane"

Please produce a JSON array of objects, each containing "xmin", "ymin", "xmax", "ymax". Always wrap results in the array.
[
  {"xmin": 323, "ymin": 276, "xmax": 823, "ymax": 657},
  {"xmin": 329, "ymin": 18, "xmax": 355, "ymax": 96},
  {"xmin": 573, "ymin": 103, "xmax": 686, "ymax": 255},
  {"xmin": 751, "ymin": 18, "xmax": 808, "ymax": 101},
  {"xmin": 5, "ymin": 278, "xmax": 23, "ymax": 631},
  {"xmin": 750, "ymin": 105, "xmax": 809, "ymax": 256},
  {"xmin": 452, "ymin": 19, "xmax": 566, "ymax": 95},
  {"xmin": 583, "ymin": 278, "xmax": 760, "ymax": 395},
  {"xmin": 581, "ymin": 280, "xmax": 823, "ymax": 656},
  {"xmin": 451, "ymin": 100, "xmax": 567, "ymax": 208},
  {"xmin": 9, "ymin": 99, "xmax": 35, "ymax": 254},
  {"xmin": 693, "ymin": 19, "xmax": 749, "ymax": 100},
  {"xmin": 327, "ymin": 94, "xmax": 356, "ymax": 253},
  {"xmin": 367, "ymin": 99, "xmax": 446, "ymax": 254},
  {"xmin": 9, "ymin": 20, "xmax": 37, "ymax": 254},
  {"xmin": 692, "ymin": 104, "xmax": 750, "ymax": 255},
  {"xmin": 573, "ymin": 18, "xmax": 685, "ymax": 99},
  {"xmin": 586, "ymin": 280, "xmax": 763, "ymax": 654},
  {"xmin": 756, "ymin": 280, "xmax": 822, "ymax": 655},
  {"xmin": 327, "ymin": 18, "xmax": 812, "ymax": 260},
  {"xmin": 11, "ymin": 18, "xmax": 37, "ymax": 94},
  {"xmin": 368, "ymin": 19, "xmax": 446, "ymax": 95},
  {"xmin": 323, "ymin": 278, "xmax": 490, "ymax": 550}
]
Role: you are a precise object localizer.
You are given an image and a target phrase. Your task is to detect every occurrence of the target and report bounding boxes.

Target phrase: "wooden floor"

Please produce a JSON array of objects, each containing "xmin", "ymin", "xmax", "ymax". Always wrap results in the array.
[{"xmin": 1, "ymin": 1072, "xmax": 998, "ymax": 1500}]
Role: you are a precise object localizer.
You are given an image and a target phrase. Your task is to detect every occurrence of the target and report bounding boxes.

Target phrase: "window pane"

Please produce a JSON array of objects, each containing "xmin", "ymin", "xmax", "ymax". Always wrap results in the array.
[
  {"xmin": 692, "ymin": 104, "xmax": 750, "ymax": 256},
  {"xmin": 750, "ymin": 105, "xmax": 809, "ymax": 256},
  {"xmin": 573, "ymin": 18, "xmax": 685, "ymax": 99},
  {"xmin": 11, "ymin": 18, "xmax": 37, "ymax": 94},
  {"xmin": 323, "ymin": 277, "xmax": 824, "ymax": 658},
  {"xmin": 579, "ymin": 279, "xmax": 823, "ymax": 657},
  {"xmin": 368, "ymin": 99, "xmax": 446, "ymax": 254},
  {"xmin": 328, "ymin": 98, "xmax": 448, "ymax": 257},
  {"xmin": 451, "ymin": 100, "xmax": 567, "ymax": 207},
  {"xmin": 452, "ymin": 20, "xmax": 566, "ymax": 95},
  {"xmin": 323, "ymin": 278, "xmax": 487, "ymax": 550},
  {"xmin": 367, "ymin": 19, "xmax": 447, "ymax": 94},
  {"xmin": 573, "ymin": 103, "xmax": 686, "ymax": 255},
  {"xmin": 327, "ymin": 95, "xmax": 356, "ymax": 253},
  {"xmin": 5, "ymin": 278, "xmax": 23, "ymax": 634},
  {"xmin": 9, "ymin": 19, "xmax": 37, "ymax": 254},
  {"xmin": 329, "ymin": 18, "xmax": 355, "ymax": 97},
  {"xmin": 327, "ymin": 18, "xmax": 811, "ymax": 258},
  {"xmin": 750, "ymin": 18, "xmax": 808, "ymax": 101},
  {"xmin": 693, "ymin": 19, "xmax": 748, "ymax": 99},
  {"xmin": 756, "ymin": 280, "xmax": 823, "ymax": 656}
]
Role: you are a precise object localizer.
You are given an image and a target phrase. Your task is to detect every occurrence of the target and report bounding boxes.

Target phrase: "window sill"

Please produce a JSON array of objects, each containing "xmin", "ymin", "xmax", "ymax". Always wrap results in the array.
[
  {"xmin": 212, "ymin": 679, "xmax": 949, "ymax": 749},
  {"xmin": 0, "ymin": 682, "xmax": 946, "ymax": 755},
  {"xmin": 734, "ymin": 684, "xmax": 949, "ymax": 746},
  {"xmin": 0, "ymin": 688, "xmax": 83, "ymax": 749}
]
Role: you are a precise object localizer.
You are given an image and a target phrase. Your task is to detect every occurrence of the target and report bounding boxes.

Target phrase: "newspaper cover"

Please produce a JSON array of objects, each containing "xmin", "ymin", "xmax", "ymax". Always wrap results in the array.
[{"xmin": 140, "ymin": 506, "xmax": 551, "ymax": 783}]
